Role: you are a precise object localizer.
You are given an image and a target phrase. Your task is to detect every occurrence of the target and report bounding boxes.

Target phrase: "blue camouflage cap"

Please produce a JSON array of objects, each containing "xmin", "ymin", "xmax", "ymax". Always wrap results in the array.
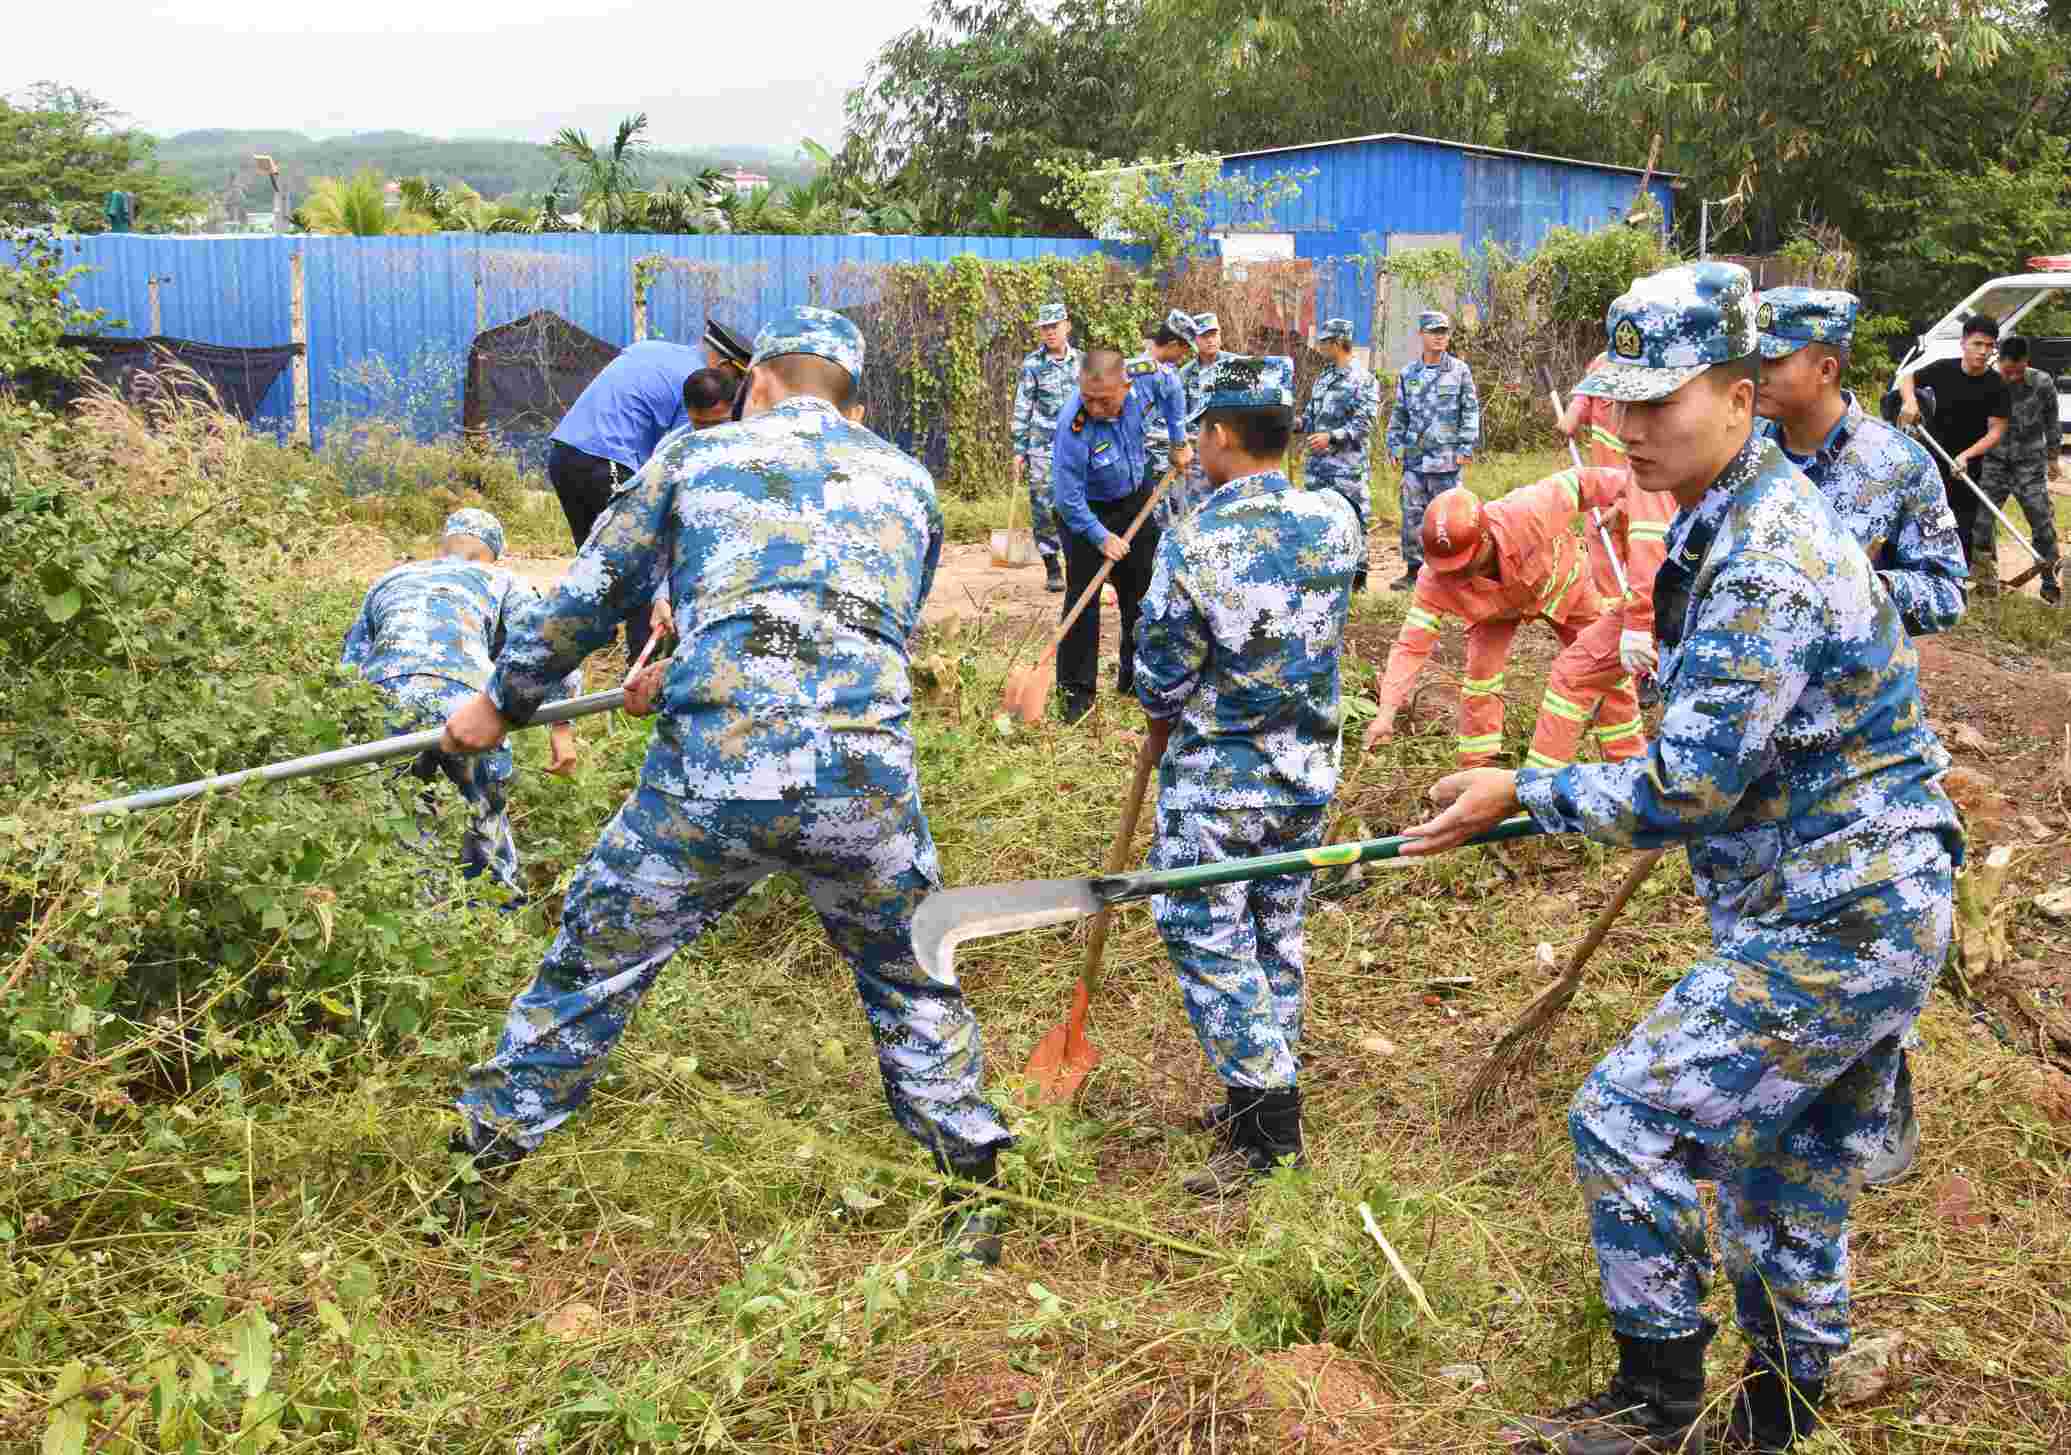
[
  {"xmin": 1163, "ymin": 308, "xmax": 1199, "ymax": 343},
  {"xmin": 1184, "ymin": 354, "xmax": 1295, "ymax": 426},
  {"xmin": 1575, "ymin": 261, "xmax": 1757, "ymax": 403},
  {"xmin": 1193, "ymin": 312, "xmax": 1221, "ymax": 335},
  {"xmin": 1755, "ymin": 287, "xmax": 1859, "ymax": 359},
  {"xmin": 441, "ymin": 508, "xmax": 505, "ymax": 560},
  {"xmin": 1418, "ymin": 310, "xmax": 1452, "ymax": 333},
  {"xmin": 1318, "ymin": 317, "xmax": 1354, "ymax": 344},
  {"xmin": 750, "ymin": 305, "xmax": 866, "ymax": 384},
  {"xmin": 1036, "ymin": 302, "xmax": 1069, "ymax": 327}
]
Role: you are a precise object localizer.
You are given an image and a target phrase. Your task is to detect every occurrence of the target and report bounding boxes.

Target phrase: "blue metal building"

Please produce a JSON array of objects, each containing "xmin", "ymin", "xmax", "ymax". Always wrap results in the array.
[{"xmin": 1209, "ymin": 132, "xmax": 1676, "ymax": 358}]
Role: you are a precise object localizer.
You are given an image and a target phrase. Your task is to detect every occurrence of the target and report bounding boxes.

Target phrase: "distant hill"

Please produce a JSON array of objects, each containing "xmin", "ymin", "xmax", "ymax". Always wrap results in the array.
[{"xmin": 153, "ymin": 129, "xmax": 813, "ymax": 216}]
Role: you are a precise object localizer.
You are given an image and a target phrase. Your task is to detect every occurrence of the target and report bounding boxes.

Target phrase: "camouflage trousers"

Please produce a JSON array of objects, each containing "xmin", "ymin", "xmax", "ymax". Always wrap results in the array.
[
  {"xmin": 1309, "ymin": 465, "xmax": 1371, "ymax": 573},
  {"xmin": 1149, "ymin": 805, "xmax": 1329, "ymax": 1091},
  {"xmin": 456, "ymin": 785, "xmax": 1014, "ymax": 1166},
  {"xmin": 1399, "ymin": 468, "xmax": 1458, "ymax": 572},
  {"xmin": 1148, "ymin": 448, "xmax": 1184, "ymax": 528},
  {"xmin": 1026, "ymin": 449, "xmax": 1063, "ymax": 561},
  {"xmin": 1568, "ymin": 851, "xmax": 1953, "ymax": 1381},
  {"xmin": 1971, "ymin": 460, "xmax": 2060, "ymax": 588},
  {"xmin": 382, "ymin": 675, "xmax": 520, "ymax": 892}
]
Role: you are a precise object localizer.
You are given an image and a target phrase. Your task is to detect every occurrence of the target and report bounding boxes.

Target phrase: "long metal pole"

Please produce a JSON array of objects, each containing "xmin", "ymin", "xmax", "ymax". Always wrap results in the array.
[
  {"xmin": 1537, "ymin": 365, "xmax": 1631, "ymax": 598},
  {"xmin": 78, "ymin": 688, "xmax": 627, "ymax": 817},
  {"xmin": 1906, "ymin": 423, "xmax": 2048, "ymax": 569}
]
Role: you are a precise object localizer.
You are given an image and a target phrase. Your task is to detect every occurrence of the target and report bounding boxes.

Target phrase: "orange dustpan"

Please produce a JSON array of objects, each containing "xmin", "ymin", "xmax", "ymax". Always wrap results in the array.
[
  {"xmin": 1025, "ymin": 727, "xmax": 1161, "ymax": 1102},
  {"xmin": 1000, "ymin": 466, "xmax": 1178, "ymax": 724}
]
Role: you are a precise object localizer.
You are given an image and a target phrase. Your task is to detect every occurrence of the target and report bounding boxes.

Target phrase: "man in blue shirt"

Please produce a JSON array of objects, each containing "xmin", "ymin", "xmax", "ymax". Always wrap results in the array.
[
  {"xmin": 548, "ymin": 338, "xmax": 702, "ymax": 664},
  {"xmin": 1050, "ymin": 348, "xmax": 1188, "ymax": 723}
]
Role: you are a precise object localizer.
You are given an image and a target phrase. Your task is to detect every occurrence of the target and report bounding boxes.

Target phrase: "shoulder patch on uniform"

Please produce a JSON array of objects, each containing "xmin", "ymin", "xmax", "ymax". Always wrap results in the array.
[
  {"xmin": 1071, "ymin": 408, "xmax": 1086, "ymax": 434},
  {"xmin": 1127, "ymin": 357, "xmax": 1155, "ymax": 377}
]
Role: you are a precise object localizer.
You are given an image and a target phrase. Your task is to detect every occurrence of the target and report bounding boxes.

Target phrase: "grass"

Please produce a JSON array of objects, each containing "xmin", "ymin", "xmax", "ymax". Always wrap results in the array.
[{"xmin": 5, "ymin": 404, "xmax": 2070, "ymax": 1454}]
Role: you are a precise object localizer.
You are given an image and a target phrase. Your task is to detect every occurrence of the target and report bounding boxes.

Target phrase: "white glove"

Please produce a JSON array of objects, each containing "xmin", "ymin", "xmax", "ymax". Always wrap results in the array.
[{"xmin": 1619, "ymin": 628, "xmax": 1658, "ymax": 678}]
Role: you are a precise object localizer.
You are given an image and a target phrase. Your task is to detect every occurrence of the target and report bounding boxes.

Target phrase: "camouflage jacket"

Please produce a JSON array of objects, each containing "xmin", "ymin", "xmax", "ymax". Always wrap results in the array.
[
  {"xmin": 1298, "ymin": 360, "xmax": 1379, "ymax": 485},
  {"xmin": 1132, "ymin": 352, "xmax": 1184, "ymax": 468},
  {"xmin": 1386, "ymin": 354, "xmax": 1480, "ymax": 473},
  {"xmin": 1755, "ymin": 394, "xmax": 1965, "ymax": 637},
  {"xmin": 1984, "ymin": 366, "xmax": 2063, "ymax": 472},
  {"xmin": 1177, "ymin": 355, "xmax": 1219, "ymax": 440},
  {"xmin": 1134, "ymin": 469, "xmax": 1363, "ymax": 809},
  {"xmin": 1011, "ymin": 345, "xmax": 1083, "ymax": 461},
  {"xmin": 1517, "ymin": 433, "xmax": 1963, "ymax": 936},
  {"xmin": 341, "ymin": 556, "xmax": 580, "ymax": 702},
  {"xmin": 486, "ymin": 396, "xmax": 942, "ymax": 800}
]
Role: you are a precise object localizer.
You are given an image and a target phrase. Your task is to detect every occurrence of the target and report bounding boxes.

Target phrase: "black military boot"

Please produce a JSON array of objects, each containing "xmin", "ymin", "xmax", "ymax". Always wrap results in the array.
[
  {"xmin": 1717, "ymin": 1351, "xmax": 1824, "ymax": 1453},
  {"xmin": 1388, "ymin": 570, "xmax": 1417, "ymax": 592},
  {"xmin": 1511, "ymin": 1328, "xmax": 1711, "ymax": 1454},
  {"xmin": 1058, "ymin": 688, "xmax": 1094, "ymax": 725},
  {"xmin": 1044, "ymin": 555, "xmax": 1065, "ymax": 593},
  {"xmin": 449, "ymin": 1124, "xmax": 530, "ymax": 1180},
  {"xmin": 936, "ymin": 1148, "xmax": 1006, "ymax": 1266},
  {"xmin": 2043, "ymin": 563, "xmax": 2063, "ymax": 605},
  {"xmin": 1181, "ymin": 1087, "xmax": 1302, "ymax": 1198},
  {"xmin": 1352, "ymin": 567, "xmax": 1370, "ymax": 594}
]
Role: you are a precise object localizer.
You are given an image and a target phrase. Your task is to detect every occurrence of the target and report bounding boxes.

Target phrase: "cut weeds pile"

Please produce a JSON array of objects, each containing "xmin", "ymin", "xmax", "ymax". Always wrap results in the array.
[{"xmin": 3, "ymin": 393, "xmax": 2069, "ymax": 1453}]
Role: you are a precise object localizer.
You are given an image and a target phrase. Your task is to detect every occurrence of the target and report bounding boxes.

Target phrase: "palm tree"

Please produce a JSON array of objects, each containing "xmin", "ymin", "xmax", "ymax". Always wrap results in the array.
[
  {"xmin": 548, "ymin": 114, "xmax": 649, "ymax": 232},
  {"xmin": 396, "ymin": 177, "xmax": 535, "ymax": 233},
  {"xmin": 299, "ymin": 169, "xmax": 435, "ymax": 236}
]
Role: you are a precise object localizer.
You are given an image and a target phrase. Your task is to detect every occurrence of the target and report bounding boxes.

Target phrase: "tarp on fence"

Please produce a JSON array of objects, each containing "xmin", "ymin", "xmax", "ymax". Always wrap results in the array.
[
  {"xmin": 53, "ymin": 336, "xmax": 302, "ymax": 422},
  {"xmin": 462, "ymin": 309, "xmax": 619, "ymax": 441}
]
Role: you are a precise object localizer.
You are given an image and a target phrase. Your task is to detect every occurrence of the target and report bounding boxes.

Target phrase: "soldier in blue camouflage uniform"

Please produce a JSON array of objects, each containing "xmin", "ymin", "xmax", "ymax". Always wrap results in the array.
[
  {"xmin": 1384, "ymin": 310, "xmax": 1479, "ymax": 590},
  {"xmin": 1404, "ymin": 263, "xmax": 1961, "ymax": 1454},
  {"xmin": 1174, "ymin": 312, "xmax": 1225, "ymax": 523},
  {"xmin": 1011, "ymin": 302, "xmax": 1083, "ymax": 592},
  {"xmin": 1753, "ymin": 288, "xmax": 1968, "ymax": 1191},
  {"xmin": 1976, "ymin": 333, "xmax": 2064, "ymax": 601},
  {"xmin": 1137, "ymin": 308, "xmax": 1199, "ymax": 527},
  {"xmin": 1298, "ymin": 317, "xmax": 1380, "ymax": 590},
  {"xmin": 1133, "ymin": 355, "xmax": 1362, "ymax": 1199},
  {"xmin": 440, "ymin": 309, "xmax": 1016, "ymax": 1262},
  {"xmin": 1754, "ymin": 288, "xmax": 1967, "ymax": 635},
  {"xmin": 340, "ymin": 509, "xmax": 579, "ymax": 894}
]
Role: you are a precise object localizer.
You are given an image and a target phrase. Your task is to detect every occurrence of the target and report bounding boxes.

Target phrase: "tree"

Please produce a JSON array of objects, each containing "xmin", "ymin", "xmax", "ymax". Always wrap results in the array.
[
  {"xmin": 839, "ymin": 0, "xmax": 1148, "ymax": 235},
  {"xmin": 1861, "ymin": 144, "xmax": 2071, "ymax": 323},
  {"xmin": 0, "ymin": 84, "xmax": 202, "ymax": 232},
  {"xmin": 296, "ymin": 169, "xmax": 435, "ymax": 236},
  {"xmin": 396, "ymin": 177, "xmax": 534, "ymax": 233},
  {"xmin": 1042, "ymin": 152, "xmax": 1310, "ymax": 273},
  {"xmin": 1557, "ymin": 0, "xmax": 2025, "ymax": 252},
  {"xmin": 549, "ymin": 114, "xmax": 650, "ymax": 232},
  {"xmin": 1126, "ymin": 0, "xmax": 1593, "ymax": 160}
]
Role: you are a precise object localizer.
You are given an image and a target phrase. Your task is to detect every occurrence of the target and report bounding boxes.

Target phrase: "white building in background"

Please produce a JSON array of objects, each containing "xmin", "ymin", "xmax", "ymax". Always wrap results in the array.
[{"xmin": 722, "ymin": 168, "xmax": 769, "ymax": 196}]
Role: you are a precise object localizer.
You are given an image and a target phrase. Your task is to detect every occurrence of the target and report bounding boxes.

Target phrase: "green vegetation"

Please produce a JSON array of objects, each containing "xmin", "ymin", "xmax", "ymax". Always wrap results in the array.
[
  {"xmin": 0, "ymin": 84, "xmax": 202, "ymax": 232},
  {"xmin": 6, "ymin": 382, "xmax": 2070, "ymax": 1454},
  {"xmin": 151, "ymin": 126, "xmax": 809, "ymax": 228}
]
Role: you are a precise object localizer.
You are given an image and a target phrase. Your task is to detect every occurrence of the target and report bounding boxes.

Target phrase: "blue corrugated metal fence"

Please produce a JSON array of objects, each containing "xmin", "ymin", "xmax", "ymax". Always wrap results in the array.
[{"xmin": 37, "ymin": 233, "xmax": 1130, "ymax": 445}]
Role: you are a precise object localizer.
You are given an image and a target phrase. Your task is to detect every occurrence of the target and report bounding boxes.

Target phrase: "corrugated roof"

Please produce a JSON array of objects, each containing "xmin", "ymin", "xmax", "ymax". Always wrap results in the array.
[{"xmin": 1223, "ymin": 131, "xmax": 1680, "ymax": 181}]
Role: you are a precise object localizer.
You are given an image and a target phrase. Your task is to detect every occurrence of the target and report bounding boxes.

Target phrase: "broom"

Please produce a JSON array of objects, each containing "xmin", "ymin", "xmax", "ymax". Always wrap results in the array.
[{"xmin": 1459, "ymin": 847, "xmax": 1665, "ymax": 1114}]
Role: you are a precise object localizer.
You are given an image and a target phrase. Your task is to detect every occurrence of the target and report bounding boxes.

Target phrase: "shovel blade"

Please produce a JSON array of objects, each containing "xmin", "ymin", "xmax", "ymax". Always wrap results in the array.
[
  {"xmin": 1001, "ymin": 658, "xmax": 1053, "ymax": 724},
  {"xmin": 1025, "ymin": 980, "xmax": 1101, "ymax": 1104},
  {"xmin": 910, "ymin": 878, "xmax": 1102, "ymax": 979}
]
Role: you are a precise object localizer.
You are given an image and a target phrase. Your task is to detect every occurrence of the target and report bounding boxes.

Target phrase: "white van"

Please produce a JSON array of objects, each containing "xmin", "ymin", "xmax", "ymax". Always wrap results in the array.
[{"xmin": 1889, "ymin": 258, "xmax": 2071, "ymax": 433}]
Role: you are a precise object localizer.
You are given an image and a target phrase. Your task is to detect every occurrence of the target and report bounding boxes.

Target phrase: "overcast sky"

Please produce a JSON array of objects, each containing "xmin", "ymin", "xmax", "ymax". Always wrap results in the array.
[{"xmin": 8, "ymin": 0, "xmax": 940, "ymax": 148}]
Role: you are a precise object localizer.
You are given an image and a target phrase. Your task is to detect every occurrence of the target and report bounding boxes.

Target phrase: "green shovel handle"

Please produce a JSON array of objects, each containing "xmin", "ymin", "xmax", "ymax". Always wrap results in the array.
[{"xmin": 1089, "ymin": 815, "xmax": 1541, "ymax": 905}]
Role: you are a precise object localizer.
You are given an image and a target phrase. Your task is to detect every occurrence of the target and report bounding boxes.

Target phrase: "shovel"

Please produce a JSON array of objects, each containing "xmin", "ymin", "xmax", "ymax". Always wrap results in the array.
[
  {"xmin": 913, "ymin": 815, "xmax": 1543, "ymax": 978},
  {"xmin": 1024, "ymin": 726, "xmax": 1161, "ymax": 1102},
  {"xmin": 1902, "ymin": 420, "xmax": 2060, "ymax": 597},
  {"xmin": 77, "ymin": 688, "xmax": 627, "ymax": 816},
  {"xmin": 989, "ymin": 472, "xmax": 1038, "ymax": 569},
  {"xmin": 1000, "ymin": 466, "xmax": 1178, "ymax": 724}
]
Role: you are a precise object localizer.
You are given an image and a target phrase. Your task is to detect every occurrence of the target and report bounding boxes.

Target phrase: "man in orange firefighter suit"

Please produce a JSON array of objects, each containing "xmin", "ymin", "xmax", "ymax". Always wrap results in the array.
[
  {"xmin": 1360, "ymin": 467, "xmax": 1653, "ymax": 771},
  {"xmin": 1561, "ymin": 354, "xmax": 1680, "ymax": 717}
]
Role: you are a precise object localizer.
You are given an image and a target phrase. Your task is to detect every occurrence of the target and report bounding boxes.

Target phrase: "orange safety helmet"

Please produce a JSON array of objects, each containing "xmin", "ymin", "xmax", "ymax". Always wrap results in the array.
[{"xmin": 1421, "ymin": 486, "xmax": 1486, "ymax": 574}]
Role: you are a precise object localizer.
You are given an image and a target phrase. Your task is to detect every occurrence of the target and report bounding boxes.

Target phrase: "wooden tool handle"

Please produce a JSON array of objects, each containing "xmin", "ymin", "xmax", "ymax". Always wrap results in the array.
[
  {"xmin": 1042, "ymin": 466, "xmax": 1180, "ymax": 663},
  {"xmin": 1079, "ymin": 730, "xmax": 1162, "ymax": 996},
  {"xmin": 1558, "ymin": 847, "xmax": 1665, "ymax": 985}
]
